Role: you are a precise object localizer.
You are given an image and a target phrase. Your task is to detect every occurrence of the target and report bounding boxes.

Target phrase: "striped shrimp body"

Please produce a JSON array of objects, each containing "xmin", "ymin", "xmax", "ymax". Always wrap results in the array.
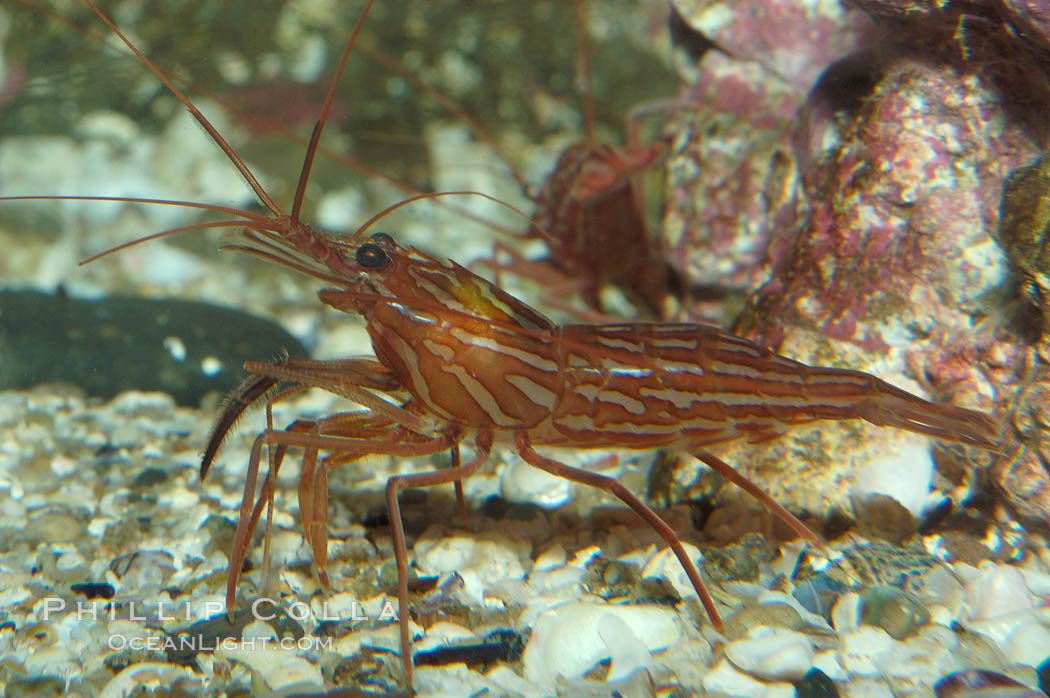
[
  {"xmin": 226, "ymin": 220, "xmax": 999, "ymax": 681},
  {"xmin": 324, "ymin": 241, "xmax": 998, "ymax": 454}
]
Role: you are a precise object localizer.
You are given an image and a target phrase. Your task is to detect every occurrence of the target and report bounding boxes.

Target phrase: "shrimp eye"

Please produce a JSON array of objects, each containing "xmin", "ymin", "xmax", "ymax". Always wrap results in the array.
[
  {"xmin": 356, "ymin": 243, "xmax": 390, "ymax": 269},
  {"xmin": 369, "ymin": 232, "xmax": 394, "ymax": 246}
]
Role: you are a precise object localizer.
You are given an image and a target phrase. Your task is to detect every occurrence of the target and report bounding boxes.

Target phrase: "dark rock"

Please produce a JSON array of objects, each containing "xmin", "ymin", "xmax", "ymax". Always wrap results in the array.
[
  {"xmin": 413, "ymin": 629, "xmax": 525, "ymax": 668},
  {"xmin": 794, "ymin": 668, "xmax": 840, "ymax": 698},
  {"xmin": 0, "ymin": 289, "xmax": 306, "ymax": 406},
  {"xmin": 131, "ymin": 467, "xmax": 169, "ymax": 489},
  {"xmin": 69, "ymin": 582, "xmax": 115, "ymax": 599},
  {"xmin": 996, "ymin": 150, "xmax": 1050, "ymax": 337}
]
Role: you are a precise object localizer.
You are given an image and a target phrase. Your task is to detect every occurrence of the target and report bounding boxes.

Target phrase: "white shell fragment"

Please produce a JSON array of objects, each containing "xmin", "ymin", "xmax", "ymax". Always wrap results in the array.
[
  {"xmin": 99, "ymin": 662, "xmax": 201, "ymax": 698},
  {"xmin": 724, "ymin": 626, "xmax": 816, "ymax": 681},
  {"xmin": 702, "ymin": 658, "xmax": 797, "ymax": 698},
  {"xmin": 839, "ymin": 626, "xmax": 896, "ymax": 676},
  {"xmin": 850, "ymin": 434, "xmax": 934, "ymax": 516},
  {"xmin": 640, "ymin": 543, "xmax": 704, "ymax": 599},
  {"xmin": 1003, "ymin": 621, "xmax": 1050, "ymax": 668},
  {"xmin": 597, "ymin": 611, "xmax": 655, "ymax": 681},
  {"xmin": 499, "ymin": 457, "xmax": 572, "ymax": 507},
  {"xmin": 414, "ymin": 531, "xmax": 528, "ymax": 603},
  {"xmin": 522, "ymin": 602, "xmax": 680, "ymax": 685},
  {"xmin": 963, "ymin": 563, "xmax": 1034, "ymax": 621},
  {"xmin": 218, "ymin": 645, "xmax": 323, "ymax": 694}
]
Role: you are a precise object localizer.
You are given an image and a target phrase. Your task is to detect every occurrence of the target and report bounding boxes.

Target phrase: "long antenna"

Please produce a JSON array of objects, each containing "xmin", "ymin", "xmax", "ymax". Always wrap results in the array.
[
  {"xmin": 290, "ymin": 0, "xmax": 376, "ymax": 224},
  {"xmin": 575, "ymin": 0, "xmax": 596, "ymax": 143},
  {"xmin": 82, "ymin": 0, "xmax": 282, "ymax": 217}
]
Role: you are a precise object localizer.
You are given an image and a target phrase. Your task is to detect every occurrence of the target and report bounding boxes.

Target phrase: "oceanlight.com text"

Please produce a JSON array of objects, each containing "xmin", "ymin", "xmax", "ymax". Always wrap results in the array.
[{"xmin": 107, "ymin": 634, "xmax": 335, "ymax": 653}]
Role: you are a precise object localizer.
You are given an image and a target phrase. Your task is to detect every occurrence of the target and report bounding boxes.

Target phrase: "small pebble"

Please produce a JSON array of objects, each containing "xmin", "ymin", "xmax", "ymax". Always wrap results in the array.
[
  {"xmin": 241, "ymin": 619, "xmax": 277, "ymax": 642},
  {"xmin": 877, "ymin": 624, "xmax": 960, "ymax": 690},
  {"xmin": 640, "ymin": 543, "xmax": 705, "ymax": 600},
  {"xmin": 722, "ymin": 602, "xmax": 805, "ymax": 641},
  {"xmin": 219, "ymin": 645, "xmax": 323, "ymax": 693},
  {"xmin": 109, "ymin": 550, "xmax": 175, "ymax": 590},
  {"xmin": 702, "ymin": 658, "xmax": 796, "ymax": 697},
  {"xmin": 24, "ymin": 508, "xmax": 84, "ymax": 544},
  {"xmin": 724, "ymin": 626, "xmax": 815, "ymax": 681},
  {"xmin": 794, "ymin": 574, "xmax": 849, "ymax": 621},
  {"xmin": 844, "ymin": 677, "xmax": 896, "ymax": 697},
  {"xmin": 1003, "ymin": 621, "xmax": 1050, "ymax": 669},
  {"xmin": 859, "ymin": 586, "xmax": 931, "ymax": 640},
  {"xmin": 597, "ymin": 611, "xmax": 654, "ymax": 681},
  {"xmin": 794, "ymin": 667, "xmax": 841, "ymax": 698},
  {"xmin": 850, "ymin": 436, "xmax": 934, "ymax": 517},
  {"xmin": 812, "ymin": 650, "xmax": 848, "ymax": 681},
  {"xmin": 130, "ymin": 467, "xmax": 168, "ymax": 489},
  {"xmin": 839, "ymin": 627, "xmax": 895, "ymax": 676},
  {"xmin": 70, "ymin": 582, "xmax": 115, "ymax": 599},
  {"xmin": 0, "ymin": 587, "xmax": 33, "ymax": 607},
  {"xmin": 415, "ymin": 532, "xmax": 528, "ymax": 603},
  {"xmin": 56, "ymin": 551, "xmax": 86, "ymax": 572},
  {"xmin": 933, "ymin": 668, "xmax": 1044, "ymax": 697},
  {"xmin": 499, "ymin": 458, "xmax": 571, "ymax": 508},
  {"xmin": 559, "ymin": 668, "xmax": 658, "ymax": 697},
  {"xmin": 852, "ymin": 493, "xmax": 918, "ymax": 545},
  {"xmin": 964, "ymin": 564, "xmax": 1033, "ymax": 621},
  {"xmin": 907, "ymin": 565, "xmax": 964, "ymax": 610},
  {"xmin": 832, "ymin": 592, "xmax": 862, "ymax": 633},
  {"xmin": 21, "ymin": 646, "xmax": 75, "ymax": 677},
  {"xmin": 533, "ymin": 543, "xmax": 567, "ymax": 572},
  {"xmin": 955, "ymin": 631, "xmax": 1015, "ymax": 676}
]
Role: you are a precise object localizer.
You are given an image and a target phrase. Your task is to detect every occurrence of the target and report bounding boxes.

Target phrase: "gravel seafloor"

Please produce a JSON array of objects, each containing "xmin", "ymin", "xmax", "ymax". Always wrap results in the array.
[
  {"xmin": 2, "ymin": 0, "xmax": 1050, "ymax": 696},
  {"xmin": 2, "ymin": 385, "xmax": 1050, "ymax": 696}
]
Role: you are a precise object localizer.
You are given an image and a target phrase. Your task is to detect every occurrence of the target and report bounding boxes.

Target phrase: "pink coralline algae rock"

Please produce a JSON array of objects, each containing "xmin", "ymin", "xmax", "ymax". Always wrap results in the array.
[
  {"xmin": 846, "ymin": 0, "xmax": 1050, "ymax": 138},
  {"xmin": 743, "ymin": 61, "xmax": 1030, "ymax": 362},
  {"xmin": 662, "ymin": 52, "xmax": 802, "ymax": 317},
  {"xmin": 664, "ymin": 0, "xmax": 874, "ymax": 317},
  {"xmin": 667, "ymin": 0, "xmax": 1049, "ymax": 519}
]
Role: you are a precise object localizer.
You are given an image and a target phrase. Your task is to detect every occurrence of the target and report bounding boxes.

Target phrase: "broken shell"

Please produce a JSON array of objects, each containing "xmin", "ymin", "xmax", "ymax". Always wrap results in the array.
[{"xmin": 724, "ymin": 626, "xmax": 816, "ymax": 681}]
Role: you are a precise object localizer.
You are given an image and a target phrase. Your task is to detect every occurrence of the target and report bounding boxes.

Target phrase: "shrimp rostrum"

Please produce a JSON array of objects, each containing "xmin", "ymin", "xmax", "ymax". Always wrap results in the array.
[{"xmin": 61, "ymin": 0, "xmax": 1000, "ymax": 687}]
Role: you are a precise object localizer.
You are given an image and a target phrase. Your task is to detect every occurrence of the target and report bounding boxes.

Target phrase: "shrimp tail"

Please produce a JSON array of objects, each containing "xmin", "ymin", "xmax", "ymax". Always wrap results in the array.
[{"xmin": 858, "ymin": 380, "xmax": 999, "ymax": 450}]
